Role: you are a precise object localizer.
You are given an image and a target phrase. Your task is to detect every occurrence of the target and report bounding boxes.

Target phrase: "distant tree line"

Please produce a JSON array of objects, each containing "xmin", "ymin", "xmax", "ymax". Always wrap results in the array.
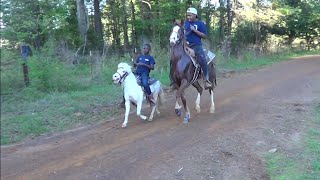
[{"xmin": 1, "ymin": 0, "xmax": 319, "ymax": 57}]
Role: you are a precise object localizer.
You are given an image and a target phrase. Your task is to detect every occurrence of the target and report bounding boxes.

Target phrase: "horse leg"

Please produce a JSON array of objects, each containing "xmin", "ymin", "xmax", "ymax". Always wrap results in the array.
[
  {"xmin": 179, "ymin": 79, "xmax": 190, "ymax": 123},
  {"xmin": 181, "ymin": 90, "xmax": 190, "ymax": 123},
  {"xmin": 209, "ymin": 89, "xmax": 215, "ymax": 113},
  {"xmin": 136, "ymin": 98, "xmax": 147, "ymax": 121},
  {"xmin": 122, "ymin": 100, "xmax": 131, "ymax": 128},
  {"xmin": 208, "ymin": 62, "xmax": 216, "ymax": 113},
  {"xmin": 192, "ymin": 81, "xmax": 203, "ymax": 113},
  {"xmin": 175, "ymin": 99, "xmax": 182, "ymax": 117}
]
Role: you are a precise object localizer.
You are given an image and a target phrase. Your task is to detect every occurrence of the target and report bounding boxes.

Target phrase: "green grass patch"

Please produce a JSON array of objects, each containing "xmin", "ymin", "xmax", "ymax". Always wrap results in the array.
[
  {"xmin": 218, "ymin": 50, "xmax": 320, "ymax": 72},
  {"xmin": 266, "ymin": 104, "xmax": 320, "ymax": 179}
]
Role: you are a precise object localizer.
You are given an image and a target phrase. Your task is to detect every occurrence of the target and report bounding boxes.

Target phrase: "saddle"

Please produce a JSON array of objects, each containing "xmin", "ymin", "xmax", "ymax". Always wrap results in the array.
[
  {"xmin": 184, "ymin": 43, "xmax": 216, "ymax": 67},
  {"xmin": 183, "ymin": 43, "xmax": 217, "ymax": 86},
  {"xmin": 135, "ymin": 75, "xmax": 158, "ymax": 86}
]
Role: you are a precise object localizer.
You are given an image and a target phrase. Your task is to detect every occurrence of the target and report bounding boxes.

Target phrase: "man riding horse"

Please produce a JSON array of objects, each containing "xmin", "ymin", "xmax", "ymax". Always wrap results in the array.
[{"xmin": 184, "ymin": 7, "xmax": 212, "ymax": 89}]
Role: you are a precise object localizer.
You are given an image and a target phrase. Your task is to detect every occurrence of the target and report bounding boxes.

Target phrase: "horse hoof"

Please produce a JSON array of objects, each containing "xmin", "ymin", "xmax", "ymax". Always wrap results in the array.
[
  {"xmin": 210, "ymin": 107, "xmax": 215, "ymax": 113},
  {"xmin": 140, "ymin": 115, "xmax": 147, "ymax": 120},
  {"xmin": 175, "ymin": 109, "xmax": 182, "ymax": 117},
  {"xmin": 148, "ymin": 118, "xmax": 153, "ymax": 122},
  {"xmin": 195, "ymin": 106, "xmax": 201, "ymax": 113},
  {"xmin": 122, "ymin": 123, "xmax": 127, "ymax": 128},
  {"xmin": 183, "ymin": 114, "xmax": 190, "ymax": 124}
]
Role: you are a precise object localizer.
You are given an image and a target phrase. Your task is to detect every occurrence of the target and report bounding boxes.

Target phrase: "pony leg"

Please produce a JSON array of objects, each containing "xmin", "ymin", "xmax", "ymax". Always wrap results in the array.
[
  {"xmin": 122, "ymin": 100, "xmax": 131, "ymax": 128},
  {"xmin": 148, "ymin": 106, "xmax": 156, "ymax": 121},
  {"xmin": 136, "ymin": 100, "xmax": 147, "ymax": 120},
  {"xmin": 209, "ymin": 90, "xmax": 215, "ymax": 113},
  {"xmin": 148, "ymin": 92, "xmax": 159, "ymax": 121},
  {"xmin": 156, "ymin": 105, "xmax": 160, "ymax": 114}
]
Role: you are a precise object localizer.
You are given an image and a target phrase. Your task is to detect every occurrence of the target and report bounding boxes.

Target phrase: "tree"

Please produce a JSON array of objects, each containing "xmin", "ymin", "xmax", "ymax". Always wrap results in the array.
[{"xmin": 94, "ymin": 0, "xmax": 104, "ymax": 53}]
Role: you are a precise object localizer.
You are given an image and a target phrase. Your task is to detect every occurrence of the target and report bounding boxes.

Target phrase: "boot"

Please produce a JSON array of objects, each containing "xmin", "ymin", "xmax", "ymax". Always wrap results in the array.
[
  {"xmin": 203, "ymin": 74, "xmax": 212, "ymax": 89},
  {"xmin": 148, "ymin": 94, "xmax": 156, "ymax": 106}
]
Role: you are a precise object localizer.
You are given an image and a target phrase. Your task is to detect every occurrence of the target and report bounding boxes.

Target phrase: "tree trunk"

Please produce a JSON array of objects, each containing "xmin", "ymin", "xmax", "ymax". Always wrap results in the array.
[
  {"xmin": 130, "ymin": 0, "xmax": 137, "ymax": 46},
  {"xmin": 219, "ymin": 0, "xmax": 225, "ymax": 40},
  {"xmin": 227, "ymin": 0, "xmax": 232, "ymax": 37},
  {"xmin": 76, "ymin": 0, "xmax": 89, "ymax": 38},
  {"xmin": 94, "ymin": 0, "xmax": 104, "ymax": 53},
  {"xmin": 121, "ymin": 0, "xmax": 129, "ymax": 53}
]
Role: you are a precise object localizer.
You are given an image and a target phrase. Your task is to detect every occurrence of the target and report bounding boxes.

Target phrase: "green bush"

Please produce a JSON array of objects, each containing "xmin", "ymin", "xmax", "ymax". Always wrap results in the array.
[{"xmin": 28, "ymin": 55, "xmax": 90, "ymax": 92}]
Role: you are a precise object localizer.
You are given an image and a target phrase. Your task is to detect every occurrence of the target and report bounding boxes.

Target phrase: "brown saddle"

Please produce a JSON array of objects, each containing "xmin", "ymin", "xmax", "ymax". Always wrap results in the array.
[{"xmin": 183, "ymin": 43, "xmax": 215, "ymax": 67}]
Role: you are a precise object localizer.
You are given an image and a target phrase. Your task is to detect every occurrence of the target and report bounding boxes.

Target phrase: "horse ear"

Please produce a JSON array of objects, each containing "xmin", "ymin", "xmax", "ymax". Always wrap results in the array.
[
  {"xmin": 172, "ymin": 18, "xmax": 176, "ymax": 24},
  {"xmin": 180, "ymin": 19, "xmax": 184, "ymax": 26}
]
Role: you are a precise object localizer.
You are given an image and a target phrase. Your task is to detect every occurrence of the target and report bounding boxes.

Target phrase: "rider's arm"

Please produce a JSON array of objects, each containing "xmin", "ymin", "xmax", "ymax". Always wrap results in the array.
[
  {"xmin": 192, "ymin": 28, "xmax": 207, "ymax": 39},
  {"xmin": 190, "ymin": 21, "xmax": 207, "ymax": 39},
  {"xmin": 139, "ymin": 63, "xmax": 154, "ymax": 70}
]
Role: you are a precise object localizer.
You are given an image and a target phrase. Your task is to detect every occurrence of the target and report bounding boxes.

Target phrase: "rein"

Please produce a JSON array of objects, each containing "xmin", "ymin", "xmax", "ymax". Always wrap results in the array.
[{"xmin": 117, "ymin": 71, "xmax": 129, "ymax": 85}]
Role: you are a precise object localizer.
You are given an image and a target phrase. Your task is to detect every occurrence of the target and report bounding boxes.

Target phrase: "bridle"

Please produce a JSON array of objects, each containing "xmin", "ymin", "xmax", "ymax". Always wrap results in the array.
[
  {"xmin": 116, "ymin": 67, "xmax": 129, "ymax": 85},
  {"xmin": 170, "ymin": 25, "xmax": 183, "ymax": 46}
]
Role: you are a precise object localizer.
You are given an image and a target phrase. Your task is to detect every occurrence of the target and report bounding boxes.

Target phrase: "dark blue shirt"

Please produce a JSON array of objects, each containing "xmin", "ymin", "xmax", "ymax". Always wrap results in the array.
[
  {"xmin": 135, "ymin": 55, "xmax": 155, "ymax": 74},
  {"xmin": 184, "ymin": 20, "xmax": 207, "ymax": 46}
]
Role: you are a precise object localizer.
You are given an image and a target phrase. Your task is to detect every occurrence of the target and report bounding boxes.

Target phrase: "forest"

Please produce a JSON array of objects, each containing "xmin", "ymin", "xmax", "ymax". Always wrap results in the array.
[{"xmin": 1, "ymin": 0, "xmax": 319, "ymax": 57}]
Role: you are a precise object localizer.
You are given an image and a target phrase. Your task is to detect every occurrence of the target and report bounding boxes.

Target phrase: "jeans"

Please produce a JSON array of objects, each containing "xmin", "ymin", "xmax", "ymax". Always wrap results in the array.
[
  {"xmin": 192, "ymin": 44, "xmax": 208, "ymax": 78},
  {"xmin": 139, "ymin": 72, "xmax": 152, "ymax": 95}
]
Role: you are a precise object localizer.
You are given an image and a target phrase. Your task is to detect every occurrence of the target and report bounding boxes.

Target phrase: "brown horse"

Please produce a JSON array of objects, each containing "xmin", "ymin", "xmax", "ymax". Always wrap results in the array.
[{"xmin": 169, "ymin": 20, "xmax": 216, "ymax": 123}]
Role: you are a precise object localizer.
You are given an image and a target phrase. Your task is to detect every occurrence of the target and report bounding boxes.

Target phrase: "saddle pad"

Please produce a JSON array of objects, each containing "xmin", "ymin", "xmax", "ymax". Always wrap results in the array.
[
  {"xmin": 189, "ymin": 50, "xmax": 216, "ymax": 67},
  {"xmin": 135, "ymin": 76, "xmax": 158, "ymax": 86}
]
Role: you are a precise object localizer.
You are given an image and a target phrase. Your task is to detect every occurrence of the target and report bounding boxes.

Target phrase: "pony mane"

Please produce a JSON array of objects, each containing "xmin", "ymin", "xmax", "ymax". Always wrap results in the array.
[{"xmin": 118, "ymin": 62, "xmax": 132, "ymax": 73}]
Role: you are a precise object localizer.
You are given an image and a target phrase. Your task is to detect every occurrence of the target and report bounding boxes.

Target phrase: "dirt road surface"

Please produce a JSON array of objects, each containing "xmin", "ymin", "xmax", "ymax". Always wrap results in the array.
[{"xmin": 1, "ymin": 56, "xmax": 320, "ymax": 180}]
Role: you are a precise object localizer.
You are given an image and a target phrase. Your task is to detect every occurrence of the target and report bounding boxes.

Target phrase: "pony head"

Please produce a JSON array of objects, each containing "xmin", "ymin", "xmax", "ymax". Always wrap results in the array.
[{"xmin": 112, "ymin": 62, "xmax": 132, "ymax": 84}]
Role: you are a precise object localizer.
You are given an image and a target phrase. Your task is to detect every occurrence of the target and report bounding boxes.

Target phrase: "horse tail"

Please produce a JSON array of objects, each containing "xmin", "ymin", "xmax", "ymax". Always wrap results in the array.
[{"xmin": 157, "ymin": 84, "xmax": 165, "ymax": 106}]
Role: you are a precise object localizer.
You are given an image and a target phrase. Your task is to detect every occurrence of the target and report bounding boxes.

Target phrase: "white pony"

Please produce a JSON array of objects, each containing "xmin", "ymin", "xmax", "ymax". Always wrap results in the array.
[{"xmin": 112, "ymin": 62, "xmax": 163, "ymax": 127}]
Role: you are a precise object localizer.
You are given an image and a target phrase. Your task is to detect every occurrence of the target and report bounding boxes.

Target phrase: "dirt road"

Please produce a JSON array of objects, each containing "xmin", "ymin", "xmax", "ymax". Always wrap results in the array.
[{"xmin": 1, "ymin": 56, "xmax": 320, "ymax": 180}]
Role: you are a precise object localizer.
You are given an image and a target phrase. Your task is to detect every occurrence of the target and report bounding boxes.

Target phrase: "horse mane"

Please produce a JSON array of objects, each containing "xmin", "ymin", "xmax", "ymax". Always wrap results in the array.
[{"xmin": 118, "ymin": 62, "xmax": 132, "ymax": 73}]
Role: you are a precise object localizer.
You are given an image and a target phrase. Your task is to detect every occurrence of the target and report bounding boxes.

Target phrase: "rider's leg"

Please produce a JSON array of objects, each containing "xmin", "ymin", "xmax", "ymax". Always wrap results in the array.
[
  {"xmin": 141, "ymin": 72, "xmax": 156, "ymax": 106},
  {"xmin": 193, "ymin": 45, "xmax": 212, "ymax": 88}
]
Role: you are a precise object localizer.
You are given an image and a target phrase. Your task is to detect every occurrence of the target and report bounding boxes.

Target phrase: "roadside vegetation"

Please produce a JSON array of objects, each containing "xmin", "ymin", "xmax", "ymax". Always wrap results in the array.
[
  {"xmin": 266, "ymin": 104, "xmax": 320, "ymax": 179},
  {"xmin": 1, "ymin": 47, "xmax": 319, "ymax": 145}
]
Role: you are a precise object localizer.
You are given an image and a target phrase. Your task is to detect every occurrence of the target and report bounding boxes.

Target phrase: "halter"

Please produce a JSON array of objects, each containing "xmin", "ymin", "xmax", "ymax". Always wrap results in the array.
[{"xmin": 116, "ymin": 68, "xmax": 129, "ymax": 85}]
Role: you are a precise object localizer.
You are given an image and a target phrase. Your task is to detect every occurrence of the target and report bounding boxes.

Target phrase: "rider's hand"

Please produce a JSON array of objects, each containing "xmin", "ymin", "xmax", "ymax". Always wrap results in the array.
[{"xmin": 190, "ymin": 25, "xmax": 196, "ymax": 32}]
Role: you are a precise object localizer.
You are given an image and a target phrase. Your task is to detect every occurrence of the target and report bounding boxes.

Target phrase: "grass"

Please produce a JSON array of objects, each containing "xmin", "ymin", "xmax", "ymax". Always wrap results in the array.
[
  {"xmin": 266, "ymin": 103, "xmax": 320, "ymax": 179},
  {"xmin": 218, "ymin": 50, "xmax": 320, "ymax": 71},
  {"xmin": 1, "ymin": 49, "xmax": 319, "ymax": 145}
]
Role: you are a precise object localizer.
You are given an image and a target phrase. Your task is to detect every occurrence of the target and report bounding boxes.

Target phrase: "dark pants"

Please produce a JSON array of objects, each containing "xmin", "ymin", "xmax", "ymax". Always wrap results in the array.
[
  {"xmin": 192, "ymin": 44, "xmax": 208, "ymax": 78},
  {"xmin": 139, "ymin": 72, "xmax": 152, "ymax": 95}
]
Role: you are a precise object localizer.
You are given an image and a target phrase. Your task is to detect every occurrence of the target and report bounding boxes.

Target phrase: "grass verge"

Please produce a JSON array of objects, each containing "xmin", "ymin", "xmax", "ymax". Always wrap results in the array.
[{"xmin": 266, "ymin": 103, "xmax": 320, "ymax": 179}]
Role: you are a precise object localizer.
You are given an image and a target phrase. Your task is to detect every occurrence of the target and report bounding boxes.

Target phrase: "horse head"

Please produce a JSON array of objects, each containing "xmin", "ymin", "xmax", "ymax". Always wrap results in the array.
[
  {"xmin": 169, "ymin": 19, "xmax": 185, "ymax": 46},
  {"xmin": 112, "ymin": 62, "xmax": 132, "ymax": 84}
]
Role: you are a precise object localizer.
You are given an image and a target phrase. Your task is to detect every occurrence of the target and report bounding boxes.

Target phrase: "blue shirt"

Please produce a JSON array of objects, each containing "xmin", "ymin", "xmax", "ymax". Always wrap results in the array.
[
  {"xmin": 184, "ymin": 20, "xmax": 207, "ymax": 46},
  {"xmin": 135, "ymin": 55, "xmax": 155, "ymax": 74}
]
